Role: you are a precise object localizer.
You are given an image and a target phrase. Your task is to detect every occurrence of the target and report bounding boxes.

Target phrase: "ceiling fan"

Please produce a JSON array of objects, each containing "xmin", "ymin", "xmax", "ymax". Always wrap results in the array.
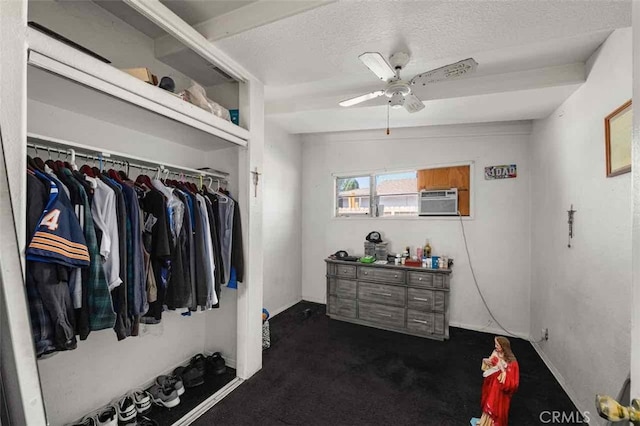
[{"xmin": 339, "ymin": 52, "xmax": 478, "ymax": 113}]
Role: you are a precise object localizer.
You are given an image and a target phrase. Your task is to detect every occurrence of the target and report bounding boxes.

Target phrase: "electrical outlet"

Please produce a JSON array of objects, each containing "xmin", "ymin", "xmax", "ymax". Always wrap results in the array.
[{"xmin": 542, "ymin": 328, "xmax": 549, "ymax": 341}]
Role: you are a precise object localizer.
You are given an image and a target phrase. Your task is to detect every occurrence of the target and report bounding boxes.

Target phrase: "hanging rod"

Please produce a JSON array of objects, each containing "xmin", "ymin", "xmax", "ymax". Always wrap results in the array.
[{"xmin": 27, "ymin": 132, "xmax": 229, "ymax": 182}]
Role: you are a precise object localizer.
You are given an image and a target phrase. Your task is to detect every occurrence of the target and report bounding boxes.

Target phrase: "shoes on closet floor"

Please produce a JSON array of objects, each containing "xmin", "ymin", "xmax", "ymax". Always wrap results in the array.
[
  {"xmin": 173, "ymin": 365, "xmax": 204, "ymax": 388},
  {"xmin": 207, "ymin": 352, "xmax": 227, "ymax": 375},
  {"xmin": 189, "ymin": 354, "xmax": 207, "ymax": 376},
  {"xmin": 117, "ymin": 395, "xmax": 138, "ymax": 424},
  {"xmin": 95, "ymin": 404, "xmax": 117, "ymax": 426},
  {"xmin": 157, "ymin": 374, "xmax": 185, "ymax": 396},
  {"xmin": 68, "ymin": 417, "xmax": 96, "ymax": 426},
  {"xmin": 137, "ymin": 416, "xmax": 159, "ymax": 426},
  {"xmin": 148, "ymin": 383, "xmax": 180, "ymax": 408},
  {"xmin": 131, "ymin": 389, "xmax": 153, "ymax": 414}
]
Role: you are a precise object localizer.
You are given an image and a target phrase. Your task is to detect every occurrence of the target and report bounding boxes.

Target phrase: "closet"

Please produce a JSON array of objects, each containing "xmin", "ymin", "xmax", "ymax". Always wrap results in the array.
[{"xmin": 0, "ymin": 1, "xmax": 264, "ymax": 425}]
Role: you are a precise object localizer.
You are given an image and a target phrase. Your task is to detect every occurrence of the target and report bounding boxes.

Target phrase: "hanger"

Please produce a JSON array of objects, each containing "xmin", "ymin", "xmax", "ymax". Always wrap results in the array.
[
  {"xmin": 136, "ymin": 168, "xmax": 154, "ymax": 189},
  {"xmin": 32, "ymin": 145, "xmax": 46, "ymax": 171},
  {"xmin": 208, "ymin": 177, "xmax": 229, "ymax": 202},
  {"xmin": 118, "ymin": 161, "xmax": 130, "ymax": 181},
  {"xmin": 66, "ymin": 149, "xmax": 78, "ymax": 171}
]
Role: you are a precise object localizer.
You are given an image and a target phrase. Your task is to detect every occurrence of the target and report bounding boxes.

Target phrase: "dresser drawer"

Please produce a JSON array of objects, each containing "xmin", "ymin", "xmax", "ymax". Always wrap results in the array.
[
  {"xmin": 407, "ymin": 310, "xmax": 435, "ymax": 334},
  {"xmin": 359, "ymin": 266, "xmax": 405, "ymax": 284},
  {"xmin": 358, "ymin": 282, "xmax": 406, "ymax": 306},
  {"xmin": 328, "ymin": 296, "xmax": 356, "ymax": 318},
  {"xmin": 433, "ymin": 274, "xmax": 447, "ymax": 289},
  {"xmin": 335, "ymin": 279, "xmax": 356, "ymax": 299},
  {"xmin": 407, "ymin": 288, "xmax": 445, "ymax": 312},
  {"xmin": 407, "ymin": 310, "xmax": 445, "ymax": 335},
  {"xmin": 358, "ymin": 302, "xmax": 405, "ymax": 328},
  {"xmin": 407, "ymin": 271, "xmax": 434, "ymax": 288},
  {"xmin": 336, "ymin": 264, "xmax": 357, "ymax": 279}
]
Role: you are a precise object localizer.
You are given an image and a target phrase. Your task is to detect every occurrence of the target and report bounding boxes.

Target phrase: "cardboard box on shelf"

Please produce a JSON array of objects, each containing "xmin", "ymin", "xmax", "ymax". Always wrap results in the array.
[{"xmin": 122, "ymin": 68, "xmax": 157, "ymax": 85}]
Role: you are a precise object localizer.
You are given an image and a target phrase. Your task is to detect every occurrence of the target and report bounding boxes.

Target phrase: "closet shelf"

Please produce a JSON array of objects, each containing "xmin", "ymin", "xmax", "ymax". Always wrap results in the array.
[{"xmin": 27, "ymin": 28, "xmax": 249, "ymax": 152}]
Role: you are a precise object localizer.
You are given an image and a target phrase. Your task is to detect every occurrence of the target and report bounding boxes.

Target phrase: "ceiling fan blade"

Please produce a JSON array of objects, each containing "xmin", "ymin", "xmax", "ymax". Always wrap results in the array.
[
  {"xmin": 403, "ymin": 93, "xmax": 425, "ymax": 113},
  {"xmin": 410, "ymin": 58, "xmax": 478, "ymax": 86},
  {"xmin": 359, "ymin": 52, "xmax": 397, "ymax": 81},
  {"xmin": 339, "ymin": 90, "xmax": 385, "ymax": 107}
]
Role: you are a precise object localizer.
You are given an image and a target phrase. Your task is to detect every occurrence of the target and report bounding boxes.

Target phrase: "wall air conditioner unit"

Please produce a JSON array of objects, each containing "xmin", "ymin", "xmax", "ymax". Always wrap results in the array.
[{"xmin": 418, "ymin": 188, "xmax": 458, "ymax": 216}]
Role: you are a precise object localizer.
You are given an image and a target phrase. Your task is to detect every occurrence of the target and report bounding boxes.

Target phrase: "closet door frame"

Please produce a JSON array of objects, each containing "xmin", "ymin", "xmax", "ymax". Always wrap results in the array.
[
  {"xmin": 0, "ymin": 0, "xmax": 46, "ymax": 424},
  {"xmin": 0, "ymin": 0, "xmax": 264, "ymax": 422}
]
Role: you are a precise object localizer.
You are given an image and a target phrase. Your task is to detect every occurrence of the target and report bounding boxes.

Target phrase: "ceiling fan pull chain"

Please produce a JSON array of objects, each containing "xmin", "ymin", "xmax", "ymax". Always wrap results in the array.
[{"xmin": 386, "ymin": 102, "xmax": 390, "ymax": 135}]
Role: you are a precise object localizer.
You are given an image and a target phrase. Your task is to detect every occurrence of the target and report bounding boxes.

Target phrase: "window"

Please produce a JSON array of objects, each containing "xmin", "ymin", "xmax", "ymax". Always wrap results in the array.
[
  {"xmin": 375, "ymin": 171, "xmax": 418, "ymax": 216},
  {"xmin": 335, "ymin": 164, "xmax": 471, "ymax": 217},
  {"xmin": 336, "ymin": 175, "xmax": 372, "ymax": 216}
]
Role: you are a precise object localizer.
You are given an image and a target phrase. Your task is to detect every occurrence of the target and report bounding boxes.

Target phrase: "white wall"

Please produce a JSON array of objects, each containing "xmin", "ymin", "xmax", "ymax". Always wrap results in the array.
[
  {"xmin": 263, "ymin": 119, "xmax": 303, "ymax": 316},
  {"xmin": 301, "ymin": 122, "xmax": 532, "ymax": 337},
  {"xmin": 28, "ymin": 101, "xmax": 239, "ymax": 425},
  {"xmin": 529, "ymin": 28, "xmax": 632, "ymax": 422}
]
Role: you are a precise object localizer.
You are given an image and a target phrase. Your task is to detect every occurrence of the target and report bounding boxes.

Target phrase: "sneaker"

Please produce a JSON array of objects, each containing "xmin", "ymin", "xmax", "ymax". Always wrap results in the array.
[
  {"xmin": 137, "ymin": 416, "xmax": 159, "ymax": 426},
  {"xmin": 117, "ymin": 395, "xmax": 137, "ymax": 424},
  {"xmin": 173, "ymin": 365, "xmax": 204, "ymax": 388},
  {"xmin": 148, "ymin": 384, "xmax": 180, "ymax": 408},
  {"xmin": 157, "ymin": 375, "xmax": 184, "ymax": 396},
  {"xmin": 189, "ymin": 354, "xmax": 207, "ymax": 376},
  {"xmin": 95, "ymin": 404, "xmax": 117, "ymax": 426},
  {"xmin": 131, "ymin": 389, "xmax": 152, "ymax": 414},
  {"xmin": 138, "ymin": 416, "xmax": 158, "ymax": 426},
  {"xmin": 207, "ymin": 352, "xmax": 227, "ymax": 375}
]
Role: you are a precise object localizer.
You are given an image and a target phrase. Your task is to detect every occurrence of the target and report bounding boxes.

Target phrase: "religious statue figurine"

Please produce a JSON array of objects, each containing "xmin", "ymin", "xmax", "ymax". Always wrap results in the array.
[
  {"xmin": 596, "ymin": 394, "xmax": 640, "ymax": 425},
  {"xmin": 476, "ymin": 336, "xmax": 520, "ymax": 426}
]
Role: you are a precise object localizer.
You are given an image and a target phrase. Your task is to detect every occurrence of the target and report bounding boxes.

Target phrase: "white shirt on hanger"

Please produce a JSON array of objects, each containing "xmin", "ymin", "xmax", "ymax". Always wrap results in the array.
[{"xmin": 86, "ymin": 176, "xmax": 122, "ymax": 290}]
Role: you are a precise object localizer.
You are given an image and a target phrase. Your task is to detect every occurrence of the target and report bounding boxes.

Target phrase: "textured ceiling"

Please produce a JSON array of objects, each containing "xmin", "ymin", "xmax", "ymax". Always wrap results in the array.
[
  {"xmin": 214, "ymin": 0, "xmax": 630, "ymax": 86},
  {"xmin": 198, "ymin": 0, "xmax": 630, "ymax": 133},
  {"xmin": 208, "ymin": 0, "xmax": 630, "ymax": 133}
]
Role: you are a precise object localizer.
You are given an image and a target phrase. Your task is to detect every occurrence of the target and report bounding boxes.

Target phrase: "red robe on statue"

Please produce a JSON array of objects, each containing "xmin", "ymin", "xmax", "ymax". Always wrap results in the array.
[{"xmin": 480, "ymin": 360, "xmax": 519, "ymax": 426}]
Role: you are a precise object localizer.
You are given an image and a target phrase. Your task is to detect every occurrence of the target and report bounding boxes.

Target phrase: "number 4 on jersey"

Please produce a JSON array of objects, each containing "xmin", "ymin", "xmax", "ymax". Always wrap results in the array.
[{"xmin": 40, "ymin": 209, "xmax": 61, "ymax": 231}]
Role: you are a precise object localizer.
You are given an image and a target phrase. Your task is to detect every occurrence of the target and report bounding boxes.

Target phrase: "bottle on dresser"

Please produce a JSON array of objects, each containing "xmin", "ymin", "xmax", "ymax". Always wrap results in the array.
[{"xmin": 424, "ymin": 240, "xmax": 432, "ymax": 258}]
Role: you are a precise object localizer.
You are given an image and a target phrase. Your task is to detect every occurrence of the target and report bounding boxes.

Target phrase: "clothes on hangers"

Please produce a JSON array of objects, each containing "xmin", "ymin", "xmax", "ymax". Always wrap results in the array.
[{"xmin": 24, "ymin": 148, "xmax": 243, "ymax": 357}]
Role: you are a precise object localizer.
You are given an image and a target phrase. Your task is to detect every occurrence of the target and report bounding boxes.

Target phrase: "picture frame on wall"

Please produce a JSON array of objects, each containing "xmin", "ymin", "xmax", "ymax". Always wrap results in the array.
[{"xmin": 605, "ymin": 99, "xmax": 632, "ymax": 177}]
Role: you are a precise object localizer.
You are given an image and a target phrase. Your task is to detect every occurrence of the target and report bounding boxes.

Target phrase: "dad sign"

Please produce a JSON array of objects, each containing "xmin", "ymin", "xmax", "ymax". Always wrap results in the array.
[{"xmin": 485, "ymin": 164, "xmax": 517, "ymax": 180}]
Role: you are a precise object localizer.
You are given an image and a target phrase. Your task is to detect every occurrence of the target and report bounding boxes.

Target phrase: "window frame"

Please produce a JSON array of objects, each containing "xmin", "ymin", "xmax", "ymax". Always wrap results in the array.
[
  {"xmin": 333, "ymin": 161, "xmax": 475, "ymax": 220},
  {"xmin": 334, "ymin": 174, "xmax": 375, "ymax": 217}
]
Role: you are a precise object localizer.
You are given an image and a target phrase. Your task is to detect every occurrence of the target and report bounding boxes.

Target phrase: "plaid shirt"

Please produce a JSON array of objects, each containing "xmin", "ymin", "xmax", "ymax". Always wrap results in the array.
[{"xmin": 64, "ymin": 170, "xmax": 116, "ymax": 330}]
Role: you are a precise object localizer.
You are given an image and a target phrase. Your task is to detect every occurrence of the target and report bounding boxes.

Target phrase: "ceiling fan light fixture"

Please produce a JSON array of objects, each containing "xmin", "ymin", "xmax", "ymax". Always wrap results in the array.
[{"xmin": 389, "ymin": 92, "xmax": 404, "ymax": 109}]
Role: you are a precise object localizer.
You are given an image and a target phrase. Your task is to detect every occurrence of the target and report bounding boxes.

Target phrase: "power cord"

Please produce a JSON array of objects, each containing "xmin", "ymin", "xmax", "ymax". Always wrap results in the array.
[{"xmin": 457, "ymin": 211, "xmax": 545, "ymax": 344}]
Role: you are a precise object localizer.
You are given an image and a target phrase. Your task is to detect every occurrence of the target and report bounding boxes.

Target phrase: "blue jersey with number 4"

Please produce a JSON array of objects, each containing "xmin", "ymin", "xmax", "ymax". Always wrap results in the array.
[{"xmin": 26, "ymin": 170, "xmax": 90, "ymax": 268}]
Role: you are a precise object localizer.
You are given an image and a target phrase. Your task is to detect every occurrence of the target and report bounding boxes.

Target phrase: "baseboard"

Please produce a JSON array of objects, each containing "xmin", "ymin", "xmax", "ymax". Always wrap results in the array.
[
  {"xmin": 300, "ymin": 296, "xmax": 325, "ymax": 305},
  {"xmin": 270, "ymin": 298, "xmax": 303, "ymax": 318},
  {"xmin": 449, "ymin": 321, "xmax": 530, "ymax": 341},
  {"xmin": 531, "ymin": 342, "xmax": 591, "ymax": 424}
]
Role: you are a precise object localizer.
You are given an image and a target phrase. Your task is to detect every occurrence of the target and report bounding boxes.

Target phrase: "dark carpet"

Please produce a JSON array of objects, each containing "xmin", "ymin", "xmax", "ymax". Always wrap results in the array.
[{"xmin": 194, "ymin": 301, "xmax": 584, "ymax": 425}]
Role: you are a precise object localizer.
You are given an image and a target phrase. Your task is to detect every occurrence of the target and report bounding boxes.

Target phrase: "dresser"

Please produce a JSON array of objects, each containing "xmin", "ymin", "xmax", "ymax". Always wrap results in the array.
[{"xmin": 325, "ymin": 259, "xmax": 452, "ymax": 340}]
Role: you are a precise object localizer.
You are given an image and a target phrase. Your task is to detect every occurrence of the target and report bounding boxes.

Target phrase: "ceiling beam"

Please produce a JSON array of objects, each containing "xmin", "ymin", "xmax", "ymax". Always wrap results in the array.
[
  {"xmin": 265, "ymin": 62, "xmax": 586, "ymax": 115},
  {"xmin": 155, "ymin": 0, "xmax": 335, "ymax": 62}
]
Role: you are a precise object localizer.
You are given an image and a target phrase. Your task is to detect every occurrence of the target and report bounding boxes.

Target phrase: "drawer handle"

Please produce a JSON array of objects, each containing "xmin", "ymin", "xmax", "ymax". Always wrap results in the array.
[
  {"xmin": 394, "ymin": 274, "xmax": 398, "ymax": 278},
  {"xmin": 372, "ymin": 292, "xmax": 392, "ymax": 297},
  {"xmin": 343, "ymin": 269, "xmax": 349, "ymax": 273},
  {"xmin": 413, "ymin": 297, "xmax": 429, "ymax": 302},
  {"xmin": 374, "ymin": 312, "xmax": 392, "ymax": 317},
  {"xmin": 412, "ymin": 319, "xmax": 428, "ymax": 324},
  {"xmin": 418, "ymin": 277, "xmax": 423, "ymax": 281},
  {"xmin": 364, "ymin": 271, "xmax": 368, "ymax": 275}
]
